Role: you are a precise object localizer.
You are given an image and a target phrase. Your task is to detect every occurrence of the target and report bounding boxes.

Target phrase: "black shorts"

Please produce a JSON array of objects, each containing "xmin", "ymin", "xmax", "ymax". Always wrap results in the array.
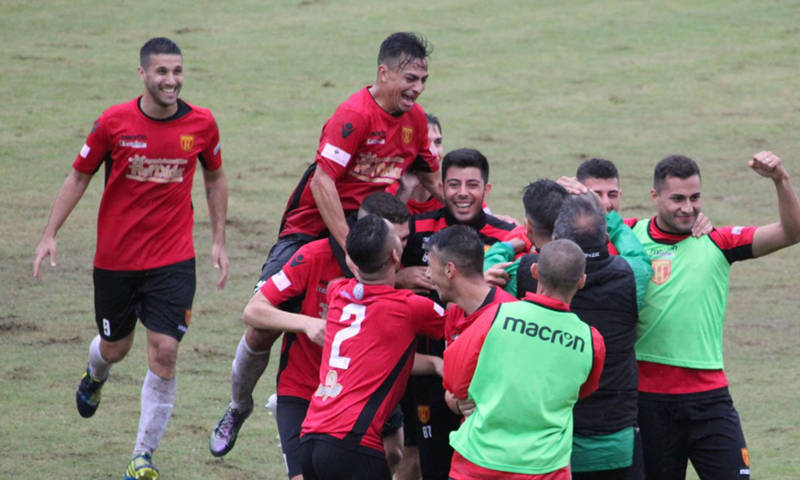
[
  {"xmin": 276, "ymin": 395, "xmax": 310, "ymax": 478},
  {"xmin": 93, "ymin": 258, "xmax": 195, "ymax": 342},
  {"xmin": 400, "ymin": 383, "xmax": 419, "ymax": 447},
  {"xmin": 254, "ymin": 233, "xmax": 317, "ymax": 291},
  {"xmin": 412, "ymin": 373, "xmax": 461, "ymax": 480},
  {"xmin": 301, "ymin": 436, "xmax": 391, "ymax": 480},
  {"xmin": 638, "ymin": 387, "xmax": 749, "ymax": 480}
]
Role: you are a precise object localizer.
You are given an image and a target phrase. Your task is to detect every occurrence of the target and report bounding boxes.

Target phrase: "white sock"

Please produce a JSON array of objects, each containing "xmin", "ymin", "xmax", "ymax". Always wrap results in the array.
[
  {"xmin": 133, "ymin": 369, "xmax": 175, "ymax": 457},
  {"xmin": 88, "ymin": 335, "xmax": 111, "ymax": 381},
  {"xmin": 230, "ymin": 334, "xmax": 269, "ymax": 411}
]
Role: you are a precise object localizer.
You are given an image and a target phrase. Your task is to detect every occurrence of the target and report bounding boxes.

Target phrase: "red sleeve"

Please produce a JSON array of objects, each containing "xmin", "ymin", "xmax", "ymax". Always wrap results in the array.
[
  {"xmin": 314, "ymin": 109, "xmax": 369, "ymax": 181},
  {"xmin": 442, "ymin": 304, "xmax": 499, "ymax": 398},
  {"xmin": 198, "ymin": 111, "xmax": 222, "ymax": 171},
  {"xmin": 622, "ymin": 217, "xmax": 638, "ymax": 228},
  {"xmin": 408, "ymin": 294, "xmax": 446, "ymax": 339},
  {"xmin": 73, "ymin": 115, "xmax": 112, "ymax": 174},
  {"xmin": 709, "ymin": 226, "xmax": 757, "ymax": 263},
  {"xmin": 579, "ymin": 326, "xmax": 606, "ymax": 399},
  {"xmin": 502, "ymin": 225, "xmax": 532, "ymax": 253},
  {"xmin": 258, "ymin": 244, "xmax": 317, "ymax": 305}
]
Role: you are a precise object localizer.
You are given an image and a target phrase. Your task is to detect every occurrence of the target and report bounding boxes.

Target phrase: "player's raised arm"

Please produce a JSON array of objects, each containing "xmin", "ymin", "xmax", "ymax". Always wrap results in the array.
[
  {"xmin": 33, "ymin": 168, "xmax": 92, "ymax": 280},
  {"xmin": 749, "ymin": 151, "xmax": 800, "ymax": 258},
  {"xmin": 203, "ymin": 165, "xmax": 229, "ymax": 289}
]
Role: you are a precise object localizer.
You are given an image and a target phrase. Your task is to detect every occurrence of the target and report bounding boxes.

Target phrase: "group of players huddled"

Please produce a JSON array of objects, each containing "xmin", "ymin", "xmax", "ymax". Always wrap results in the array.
[{"xmin": 34, "ymin": 32, "xmax": 800, "ymax": 480}]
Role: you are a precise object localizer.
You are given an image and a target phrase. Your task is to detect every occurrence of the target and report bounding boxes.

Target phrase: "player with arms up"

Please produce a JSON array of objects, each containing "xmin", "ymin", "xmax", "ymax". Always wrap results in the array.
[
  {"xmin": 300, "ymin": 215, "xmax": 445, "ymax": 480},
  {"xmin": 633, "ymin": 152, "xmax": 800, "ymax": 480},
  {"xmin": 33, "ymin": 37, "xmax": 228, "ymax": 480}
]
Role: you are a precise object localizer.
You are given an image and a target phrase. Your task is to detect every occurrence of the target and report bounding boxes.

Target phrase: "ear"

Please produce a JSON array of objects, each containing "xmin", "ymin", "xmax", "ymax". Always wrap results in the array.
[
  {"xmin": 530, "ymin": 262, "xmax": 539, "ymax": 280},
  {"xmin": 577, "ymin": 273, "xmax": 587, "ymax": 290},
  {"xmin": 650, "ymin": 187, "xmax": 658, "ymax": 202},
  {"xmin": 483, "ymin": 182, "xmax": 492, "ymax": 202},
  {"xmin": 137, "ymin": 65, "xmax": 146, "ymax": 81},
  {"xmin": 390, "ymin": 247, "xmax": 400, "ymax": 266},
  {"xmin": 445, "ymin": 261, "xmax": 456, "ymax": 279},
  {"xmin": 376, "ymin": 64, "xmax": 389, "ymax": 84}
]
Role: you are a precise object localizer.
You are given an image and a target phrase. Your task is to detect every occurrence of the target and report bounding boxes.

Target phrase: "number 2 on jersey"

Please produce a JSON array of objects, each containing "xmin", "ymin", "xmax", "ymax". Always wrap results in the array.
[{"xmin": 329, "ymin": 303, "xmax": 366, "ymax": 369}]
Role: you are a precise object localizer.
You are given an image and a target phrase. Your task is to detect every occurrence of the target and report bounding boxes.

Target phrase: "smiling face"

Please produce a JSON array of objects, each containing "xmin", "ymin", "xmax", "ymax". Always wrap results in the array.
[
  {"xmin": 138, "ymin": 53, "xmax": 183, "ymax": 117},
  {"xmin": 651, "ymin": 174, "xmax": 702, "ymax": 234},
  {"xmin": 444, "ymin": 166, "xmax": 490, "ymax": 224},
  {"xmin": 374, "ymin": 57, "xmax": 428, "ymax": 114},
  {"xmin": 581, "ymin": 177, "xmax": 621, "ymax": 213}
]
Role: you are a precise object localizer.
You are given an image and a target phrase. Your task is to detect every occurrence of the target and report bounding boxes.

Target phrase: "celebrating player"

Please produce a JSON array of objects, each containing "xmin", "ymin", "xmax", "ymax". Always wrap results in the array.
[
  {"xmin": 633, "ymin": 152, "xmax": 800, "ymax": 479},
  {"xmin": 210, "ymin": 33, "xmax": 442, "ymax": 450},
  {"xmin": 300, "ymin": 215, "xmax": 445, "ymax": 480},
  {"xmin": 32, "ymin": 37, "xmax": 228, "ymax": 480}
]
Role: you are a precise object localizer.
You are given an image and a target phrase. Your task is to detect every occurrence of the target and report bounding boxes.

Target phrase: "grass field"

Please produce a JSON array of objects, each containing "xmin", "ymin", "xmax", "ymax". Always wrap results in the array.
[{"xmin": 2, "ymin": 0, "xmax": 799, "ymax": 478}]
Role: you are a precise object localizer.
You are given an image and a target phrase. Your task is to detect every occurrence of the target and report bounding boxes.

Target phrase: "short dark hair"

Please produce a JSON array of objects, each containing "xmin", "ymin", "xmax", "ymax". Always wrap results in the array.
[
  {"xmin": 576, "ymin": 158, "xmax": 619, "ymax": 182},
  {"xmin": 426, "ymin": 113, "xmax": 442, "ymax": 135},
  {"xmin": 442, "ymin": 148, "xmax": 489, "ymax": 184},
  {"xmin": 140, "ymin": 37, "xmax": 182, "ymax": 68},
  {"xmin": 427, "ymin": 225, "xmax": 485, "ymax": 277},
  {"xmin": 359, "ymin": 192, "xmax": 409, "ymax": 224},
  {"xmin": 654, "ymin": 154, "xmax": 701, "ymax": 191},
  {"xmin": 378, "ymin": 32, "xmax": 431, "ymax": 70},
  {"xmin": 553, "ymin": 194, "xmax": 607, "ymax": 253},
  {"xmin": 537, "ymin": 239, "xmax": 586, "ymax": 293},
  {"xmin": 346, "ymin": 215, "xmax": 392, "ymax": 274},
  {"xmin": 523, "ymin": 179, "xmax": 568, "ymax": 235}
]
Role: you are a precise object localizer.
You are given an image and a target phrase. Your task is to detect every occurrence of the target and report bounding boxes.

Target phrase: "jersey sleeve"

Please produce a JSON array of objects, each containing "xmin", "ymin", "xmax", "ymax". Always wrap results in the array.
[
  {"xmin": 314, "ymin": 108, "xmax": 369, "ymax": 181},
  {"xmin": 483, "ymin": 242, "xmax": 520, "ymax": 297},
  {"xmin": 442, "ymin": 304, "xmax": 499, "ymax": 398},
  {"xmin": 198, "ymin": 111, "xmax": 222, "ymax": 171},
  {"xmin": 606, "ymin": 210, "xmax": 653, "ymax": 309},
  {"xmin": 72, "ymin": 115, "xmax": 113, "ymax": 174},
  {"xmin": 578, "ymin": 326, "xmax": 606, "ymax": 399},
  {"xmin": 407, "ymin": 293, "xmax": 446, "ymax": 339},
  {"xmin": 258, "ymin": 245, "xmax": 317, "ymax": 305},
  {"xmin": 709, "ymin": 226, "xmax": 757, "ymax": 263}
]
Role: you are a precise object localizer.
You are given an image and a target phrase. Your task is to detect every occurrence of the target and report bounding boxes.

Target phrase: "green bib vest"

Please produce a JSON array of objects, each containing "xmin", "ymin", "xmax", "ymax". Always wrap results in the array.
[
  {"xmin": 633, "ymin": 219, "xmax": 731, "ymax": 369},
  {"xmin": 450, "ymin": 300, "xmax": 594, "ymax": 474}
]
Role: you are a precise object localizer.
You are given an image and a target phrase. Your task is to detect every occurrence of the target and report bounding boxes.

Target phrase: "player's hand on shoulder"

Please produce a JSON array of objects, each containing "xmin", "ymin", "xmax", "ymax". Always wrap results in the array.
[
  {"xmin": 691, "ymin": 212, "xmax": 713, "ymax": 238},
  {"xmin": 33, "ymin": 235, "xmax": 57, "ymax": 281},
  {"xmin": 749, "ymin": 151, "xmax": 786, "ymax": 180},
  {"xmin": 484, "ymin": 262, "xmax": 511, "ymax": 287}
]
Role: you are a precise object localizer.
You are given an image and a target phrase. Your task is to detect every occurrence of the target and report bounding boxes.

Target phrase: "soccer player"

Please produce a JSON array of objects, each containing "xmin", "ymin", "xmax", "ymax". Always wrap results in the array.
[
  {"xmin": 397, "ymin": 147, "xmax": 514, "ymax": 480},
  {"xmin": 390, "ymin": 113, "xmax": 446, "ymax": 215},
  {"xmin": 220, "ymin": 192, "xmax": 410, "ymax": 479},
  {"xmin": 633, "ymin": 152, "xmax": 800, "ymax": 480},
  {"xmin": 517, "ymin": 196, "xmax": 648, "ymax": 479},
  {"xmin": 443, "ymin": 239, "xmax": 606, "ymax": 479},
  {"xmin": 300, "ymin": 215, "xmax": 446, "ymax": 480},
  {"xmin": 210, "ymin": 32, "xmax": 442, "ymax": 450},
  {"xmin": 32, "ymin": 37, "xmax": 228, "ymax": 480}
]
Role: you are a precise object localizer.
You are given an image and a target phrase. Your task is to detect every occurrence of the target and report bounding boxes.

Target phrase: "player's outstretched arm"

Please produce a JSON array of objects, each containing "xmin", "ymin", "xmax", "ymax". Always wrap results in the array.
[
  {"xmin": 309, "ymin": 168, "xmax": 349, "ymax": 250},
  {"xmin": 749, "ymin": 151, "xmax": 800, "ymax": 258},
  {"xmin": 203, "ymin": 166, "xmax": 229, "ymax": 289},
  {"xmin": 33, "ymin": 169, "xmax": 92, "ymax": 281},
  {"xmin": 242, "ymin": 290, "xmax": 326, "ymax": 346}
]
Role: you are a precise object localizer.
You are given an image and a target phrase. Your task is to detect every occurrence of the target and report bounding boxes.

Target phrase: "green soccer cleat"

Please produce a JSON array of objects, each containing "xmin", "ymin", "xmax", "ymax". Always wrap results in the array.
[
  {"xmin": 124, "ymin": 452, "xmax": 159, "ymax": 480},
  {"xmin": 76, "ymin": 366, "xmax": 106, "ymax": 418}
]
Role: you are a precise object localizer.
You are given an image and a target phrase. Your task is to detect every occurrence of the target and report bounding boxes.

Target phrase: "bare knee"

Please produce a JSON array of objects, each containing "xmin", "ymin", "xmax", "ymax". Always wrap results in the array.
[
  {"xmin": 99, "ymin": 333, "xmax": 135, "ymax": 363},
  {"xmin": 146, "ymin": 331, "xmax": 179, "ymax": 379}
]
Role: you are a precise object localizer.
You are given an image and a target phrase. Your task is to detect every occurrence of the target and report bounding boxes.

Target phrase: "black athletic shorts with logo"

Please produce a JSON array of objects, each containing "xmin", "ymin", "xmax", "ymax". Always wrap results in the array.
[
  {"xmin": 413, "ymin": 373, "xmax": 461, "ymax": 480},
  {"xmin": 93, "ymin": 258, "xmax": 196, "ymax": 342},
  {"xmin": 638, "ymin": 387, "xmax": 750, "ymax": 480}
]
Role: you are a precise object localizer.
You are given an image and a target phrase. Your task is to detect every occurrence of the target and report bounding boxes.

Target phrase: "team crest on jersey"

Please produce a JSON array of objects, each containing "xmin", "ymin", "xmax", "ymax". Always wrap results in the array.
[
  {"xmin": 180, "ymin": 134, "xmax": 195, "ymax": 152},
  {"xmin": 402, "ymin": 126, "xmax": 413, "ymax": 144},
  {"xmin": 417, "ymin": 405, "xmax": 431, "ymax": 424},
  {"xmin": 315, "ymin": 370, "xmax": 343, "ymax": 401},
  {"xmin": 651, "ymin": 259, "xmax": 672, "ymax": 285}
]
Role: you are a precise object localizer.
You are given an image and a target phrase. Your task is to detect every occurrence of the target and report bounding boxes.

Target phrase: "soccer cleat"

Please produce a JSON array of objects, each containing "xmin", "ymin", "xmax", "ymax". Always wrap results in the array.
[
  {"xmin": 124, "ymin": 452, "xmax": 159, "ymax": 480},
  {"xmin": 209, "ymin": 405, "xmax": 252, "ymax": 457},
  {"xmin": 76, "ymin": 367, "xmax": 106, "ymax": 418}
]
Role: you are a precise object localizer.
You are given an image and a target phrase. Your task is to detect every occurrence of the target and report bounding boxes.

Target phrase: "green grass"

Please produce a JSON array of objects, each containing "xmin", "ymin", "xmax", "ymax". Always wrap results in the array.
[{"xmin": 2, "ymin": 0, "xmax": 800, "ymax": 478}]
